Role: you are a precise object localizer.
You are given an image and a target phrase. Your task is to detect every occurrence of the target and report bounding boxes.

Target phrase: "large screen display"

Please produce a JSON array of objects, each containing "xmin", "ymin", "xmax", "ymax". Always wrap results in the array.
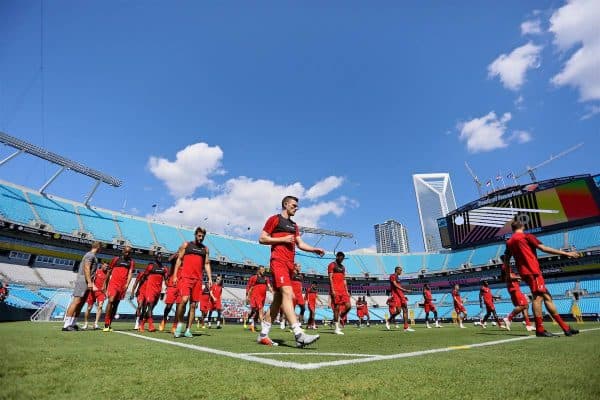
[{"xmin": 440, "ymin": 175, "xmax": 600, "ymax": 249}]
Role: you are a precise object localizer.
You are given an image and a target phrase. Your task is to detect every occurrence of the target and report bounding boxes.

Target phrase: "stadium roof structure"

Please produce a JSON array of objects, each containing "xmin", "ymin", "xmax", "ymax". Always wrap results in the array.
[{"xmin": 0, "ymin": 131, "xmax": 122, "ymax": 205}]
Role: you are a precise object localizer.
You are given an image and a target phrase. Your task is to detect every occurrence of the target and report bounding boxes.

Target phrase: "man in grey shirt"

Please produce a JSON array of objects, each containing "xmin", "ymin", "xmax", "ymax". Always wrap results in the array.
[{"xmin": 62, "ymin": 242, "xmax": 102, "ymax": 331}]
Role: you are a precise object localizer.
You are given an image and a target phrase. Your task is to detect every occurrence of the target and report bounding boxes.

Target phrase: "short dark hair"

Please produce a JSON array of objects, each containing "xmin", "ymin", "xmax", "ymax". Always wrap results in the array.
[
  {"xmin": 311, "ymin": 281, "xmax": 318, "ymax": 285},
  {"xmin": 282, "ymin": 195, "xmax": 299, "ymax": 208},
  {"xmin": 336, "ymin": 251, "xmax": 345, "ymax": 258},
  {"xmin": 511, "ymin": 219, "xmax": 524, "ymax": 231},
  {"xmin": 195, "ymin": 226, "xmax": 207, "ymax": 235}
]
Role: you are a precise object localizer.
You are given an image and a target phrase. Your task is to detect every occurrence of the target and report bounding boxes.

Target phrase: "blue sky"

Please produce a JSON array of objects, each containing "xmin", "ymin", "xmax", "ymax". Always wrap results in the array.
[{"xmin": 0, "ymin": 1, "xmax": 598, "ymax": 253}]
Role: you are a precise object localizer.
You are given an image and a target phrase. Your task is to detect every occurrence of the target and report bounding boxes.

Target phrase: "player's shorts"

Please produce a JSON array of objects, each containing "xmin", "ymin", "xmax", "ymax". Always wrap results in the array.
[
  {"xmin": 86, "ymin": 290, "xmax": 106, "ymax": 306},
  {"xmin": 250, "ymin": 296, "xmax": 266, "ymax": 310},
  {"xmin": 393, "ymin": 294, "xmax": 407, "ymax": 308},
  {"xmin": 210, "ymin": 299, "xmax": 222, "ymax": 311},
  {"xmin": 164, "ymin": 286, "xmax": 180, "ymax": 304},
  {"xmin": 332, "ymin": 292, "xmax": 350, "ymax": 306},
  {"xmin": 484, "ymin": 302, "xmax": 495, "ymax": 313},
  {"xmin": 357, "ymin": 309, "xmax": 366, "ymax": 319},
  {"xmin": 522, "ymin": 274, "xmax": 548, "ymax": 296},
  {"xmin": 388, "ymin": 306, "xmax": 398, "ymax": 315},
  {"xmin": 177, "ymin": 277, "xmax": 202, "ymax": 302},
  {"xmin": 424, "ymin": 302, "xmax": 436, "ymax": 313},
  {"xmin": 107, "ymin": 283, "xmax": 127, "ymax": 300},
  {"xmin": 199, "ymin": 297, "xmax": 211, "ymax": 313},
  {"xmin": 144, "ymin": 291, "xmax": 161, "ymax": 305},
  {"xmin": 509, "ymin": 290, "xmax": 528, "ymax": 307},
  {"xmin": 72, "ymin": 276, "xmax": 89, "ymax": 298},
  {"xmin": 454, "ymin": 303, "xmax": 466, "ymax": 314},
  {"xmin": 293, "ymin": 289, "xmax": 305, "ymax": 306},
  {"xmin": 270, "ymin": 259, "xmax": 294, "ymax": 289}
]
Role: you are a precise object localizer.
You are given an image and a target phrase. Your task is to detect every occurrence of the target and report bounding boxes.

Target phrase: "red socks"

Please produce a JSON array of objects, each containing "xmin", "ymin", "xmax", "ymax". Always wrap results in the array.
[
  {"xmin": 552, "ymin": 314, "xmax": 570, "ymax": 332},
  {"xmin": 508, "ymin": 312, "xmax": 515, "ymax": 322},
  {"xmin": 524, "ymin": 314, "xmax": 531, "ymax": 326},
  {"xmin": 535, "ymin": 316, "xmax": 545, "ymax": 334}
]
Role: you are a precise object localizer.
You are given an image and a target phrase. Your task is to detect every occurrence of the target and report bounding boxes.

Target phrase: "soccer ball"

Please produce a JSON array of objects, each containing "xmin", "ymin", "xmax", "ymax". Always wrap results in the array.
[{"xmin": 114, "ymin": 314, "xmax": 120, "ymax": 320}]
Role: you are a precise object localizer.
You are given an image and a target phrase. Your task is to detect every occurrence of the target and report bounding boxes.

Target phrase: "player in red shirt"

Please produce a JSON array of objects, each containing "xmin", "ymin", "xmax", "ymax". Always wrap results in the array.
[
  {"xmin": 246, "ymin": 266, "xmax": 272, "ymax": 332},
  {"xmin": 102, "ymin": 246, "xmax": 135, "ymax": 332},
  {"xmin": 134, "ymin": 253, "xmax": 169, "ymax": 332},
  {"xmin": 423, "ymin": 284, "xmax": 442, "ymax": 328},
  {"xmin": 356, "ymin": 296, "xmax": 370, "ymax": 328},
  {"xmin": 198, "ymin": 284, "xmax": 212, "ymax": 329},
  {"xmin": 386, "ymin": 294, "xmax": 399, "ymax": 325},
  {"xmin": 291, "ymin": 264, "xmax": 306, "ymax": 324},
  {"xmin": 387, "ymin": 266, "xmax": 415, "ymax": 332},
  {"xmin": 499, "ymin": 259, "xmax": 534, "ymax": 332},
  {"xmin": 159, "ymin": 254, "xmax": 180, "ymax": 332},
  {"xmin": 304, "ymin": 281, "xmax": 321, "ymax": 329},
  {"xmin": 503, "ymin": 220, "xmax": 580, "ymax": 337},
  {"xmin": 452, "ymin": 284, "xmax": 467, "ymax": 329},
  {"xmin": 131, "ymin": 270, "xmax": 148, "ymax": 330},
  {"xmin": 328, "ymin": 251, "xmax": 352, "ymax": 335},
  {"xmin": 478, "ymin": 280, "xmax": 504, "ymax": 329},
  {"xmin": 258, "ymin": 195, "xmax": 324, "ymax": 347},
  {"xmin": 208, "ymin": 275, "xmax": 223, "ymax": 329},
  {"xmin": 172, "ymin": 227, "xmax": 213, "ymax": 338},
  {"xmin": 82, "ymin": 260, "xmax": 109, "ymax": 330}
]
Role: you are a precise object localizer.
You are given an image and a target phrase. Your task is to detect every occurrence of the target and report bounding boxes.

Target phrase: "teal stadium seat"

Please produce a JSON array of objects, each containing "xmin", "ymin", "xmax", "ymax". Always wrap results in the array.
[
  {"xmin": 116, "ymin": 215, "xmax": 156, "ymax": 249},
  {"xmin": 380, "ymin": 255, "xmax": 400, "ymax": 274},
  {"xmin": 205, "ymin": 234, "xmax": 245, "ymax": 264},
  {"xmin": 399, "ymin": 254, "xmax": 422, "ymax": 274},
  {"xmin": 424, "ymin": 253, "xmax": 447, "ymax": 272},
  {"xmin": 77, "ymin": 207, "xmax": 119, "ymax": 242},
  {"xmin": 578, "ymin": 297, "xmax": 600, "ymax": 314},
  {"xmin": 230, "ymin": 239, "xmax": 270, "ymax": 266},
  {"xmin": 469, "ymin": 245, "xmax": 501, "ymax": 266},
  {"xmin": 568, "ymin": 225, "xmax": 600, "ymax": 250},
  {"xmin": 579, "ymin": 279, "xmax": 600, "ymax": 294},
  {"xmin": 353, "ymin": 254, "xmax": 382, "ymax": 275},
  {"xmin": 445, "ymin": 249, "xmax": 473, "ymax": 270},
  {"xmin": 27, "ymin": 193, "xmax": 80, "ymax": 234},
  {"xmin": 150, "ymin": 222, "xmax": 184, "ymax": 252},
  {"xmin": 0, "ymin": 183, "xmax": 36, "ymax": 225}
]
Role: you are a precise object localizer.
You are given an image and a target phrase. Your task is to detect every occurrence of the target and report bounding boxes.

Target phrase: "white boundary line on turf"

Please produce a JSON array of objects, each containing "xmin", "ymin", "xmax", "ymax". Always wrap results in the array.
[
  {"xmin": 245, "ymin": 352, "xmax": 377, "ymax": 357},
  {"xmin": 116, "ymin": 327, "xmax": 600, "ymax": 371}
]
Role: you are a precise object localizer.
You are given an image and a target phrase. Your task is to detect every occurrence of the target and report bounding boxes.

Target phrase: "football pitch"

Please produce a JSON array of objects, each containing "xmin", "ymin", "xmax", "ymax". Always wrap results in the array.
[{"xmin": 2, "ymin": 321, "xmax": 600, "ymax": 400}]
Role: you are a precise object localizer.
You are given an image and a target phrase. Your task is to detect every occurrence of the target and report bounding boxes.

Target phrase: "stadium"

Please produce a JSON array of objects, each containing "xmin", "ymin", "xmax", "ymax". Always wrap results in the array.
[{"xmin": 2, "ymin": 2, "xmax": 600, "ymax": 400}]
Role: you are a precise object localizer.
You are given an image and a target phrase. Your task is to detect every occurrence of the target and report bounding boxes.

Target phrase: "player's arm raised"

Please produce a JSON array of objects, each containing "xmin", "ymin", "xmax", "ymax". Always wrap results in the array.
[{"xmin": 537, "ymin": 243, "xmax": 580, "ymax": 259}]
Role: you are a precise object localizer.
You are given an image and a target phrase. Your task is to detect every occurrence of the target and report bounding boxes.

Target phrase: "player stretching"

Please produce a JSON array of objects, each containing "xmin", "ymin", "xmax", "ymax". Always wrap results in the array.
[
  {"xmin": 246, "ymin": 266, "xmax": 271, "ymax": 332},
  {"xmin": 159, "ymin": 254, "xmax": 180, "ymax": 332},
  {"xmin": 258, "ymin": 195, "xmax": 324, "ymax": 347},
  {"xmin": 328, "ymin": 252, "xmax": 352, "ymax": 335},
  {"xmin": 172, "ymin": 227, "xmax": 213, "ymax": 338},
  {"xmin": 305, "ymin": 281, "xmax": 321, "ymax": 329},
  {"xmin": 451, "ymin": 284, "xmax": 467, "ymax": 328},
  {"xmin": 138, "ymin": 253, "xmax": 168, "ymax": 332},
  {"xmin": 387, "ymin": 266, "xmax": 414, "ymax": 332},
  {"xmin": 82, "ymin": 260, "xmax": 108, "ymax": 330},
  {"xmin": 423, "ymin": 284, "xmax": 442, "ymax": 328},
  {"xmin": 503, "ymin": 220, "xmax": 580, "ymax": 337},
  {"xmin": 208, "ymin": 275, "xmax": 224, "ymax": 328},
  {"xmin": 479, "ymin": 281, "xmax": 504, "ymax": 329},
  {"xmin": 103, "ymin": 246, "xmax": 135, "ymax": 332},
  {"xmin": 500, "ymin": 260, "xmax": 534, "ymax": 332},
  {"xmin": 291, "ymin": 264, "xmax": 306, "ymax": 324}
]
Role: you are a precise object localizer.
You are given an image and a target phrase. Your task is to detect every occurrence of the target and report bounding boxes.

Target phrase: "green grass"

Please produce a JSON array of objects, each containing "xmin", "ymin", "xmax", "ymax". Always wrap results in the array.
[{"xmin": 1, "ymin": 321, "xmax": 600, "ymax": 400}]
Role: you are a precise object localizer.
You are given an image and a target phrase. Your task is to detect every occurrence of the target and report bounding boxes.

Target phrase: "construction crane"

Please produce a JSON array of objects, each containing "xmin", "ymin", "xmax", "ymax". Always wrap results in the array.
[
  {"xmin": 516, "ymin": 142, "xmax": 584, "ymax": 182},
  {"xmin": 465, "ymin": 161, "xmax": 483, "ymax": 197}
]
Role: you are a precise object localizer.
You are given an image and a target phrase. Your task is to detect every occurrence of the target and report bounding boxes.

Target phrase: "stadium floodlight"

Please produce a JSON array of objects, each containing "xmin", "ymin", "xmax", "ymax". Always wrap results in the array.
[
  {"xmin": 0, "ymin": 131, "xmax": 122, "ymax": 203},
  {"xmin": 299, "ymin": 226, "xmax": 353, "ymax": 255}
]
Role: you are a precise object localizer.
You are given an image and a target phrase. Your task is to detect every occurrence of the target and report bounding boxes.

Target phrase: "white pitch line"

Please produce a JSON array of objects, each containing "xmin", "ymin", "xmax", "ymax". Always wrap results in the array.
[
  {"xmin": 116, "ymin": 327, "xmax": 600, "ymax": 371},
  {"xmin": 245, "ymin": 352, "xmax": 377, "ymax": 357}
]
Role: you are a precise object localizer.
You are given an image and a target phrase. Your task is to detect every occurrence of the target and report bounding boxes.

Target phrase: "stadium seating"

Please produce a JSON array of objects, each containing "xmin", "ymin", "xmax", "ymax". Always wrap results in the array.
[
  {"xmin": 568, "ymin": 225, "xmax": 600, "ymax": 250},
  {"xmin": 424, "ymin": 253, "xmax": 447, "ymax": 272},
  {"xmin": 230, "ymin": 240, "xmax": 270, "ymax": 266},
  {"xmin": 0, "ymin": 183, "xmax": 37, "ymax": 225},
  {"xmin": 116, "ymin": 215, "xmax": 155, "ymax": 249},
  {"xmin": 469, "ymin": 245, "xmax": 501, "ymax": 266},
  {"xmin": 4, "ymin": 295, "xmax": 37, "ymax": 309},
  {"xmin": 399, "ymin": 254, "xmax": 423, "ymax": 274},
  {"xmin": 34, "ymin": 267, "xmax": 77, "ymax": 287},
  {"xmin": 380, "ymin": 255, "xmax": 400, "ymax": 274},
  {"xmin": 445, "ymin": 249, "xmax": 473, "ymax": 270},
  {"xmin": 27, "ymin": 193, "xmax": 80, "ymax": 235},
  {"xmin": 0, "ymin": 263, "xmax": 43, "ymax": 285},
  {"xmin": 578, "ymin": 296, "xmax": 600, "ymax": 314},
  {"xmin": 8, "ymin": 285, "xmax": 47, "ymax": 305},
  {"xmin": 578, "ymin": 279, "xmax": 600, "ymax": 294},
  {"xmin": 537, "ymin": 232, "xmax": 564, "ymax": 255},
  {"xmin": 545, "ymin": 281, "xmax": 574, "ymax": 296},
  {"xmin": 352, "ymin": 254, "xmax": 382, "ymax": 275},
  {"xmin": 77, "ymin": 206, "xmax": 120, "ymax": 242},
  {"xmin": 205, "ymin": 234, "xmax": 246, "ymax": 264},
  {"xmin": 343, "ymin": 256, "xmax": 364, "ymax": 275},
  {"xmin": 150, "ymin": 222, "xmax": 184, "ymax": 253}
]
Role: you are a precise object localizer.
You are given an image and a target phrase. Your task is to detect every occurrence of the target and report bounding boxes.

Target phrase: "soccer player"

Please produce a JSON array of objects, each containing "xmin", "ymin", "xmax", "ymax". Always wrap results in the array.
[
  {"xmin": 172, "ymin": 227, "xmax": 213, "ymax": 338},
  {"xmin": 62, "ymin": 242, "xmax": 101, "ymax": 331},
  {"xmin": 451, "ymin": 284, "xmax": 467, "ymax": 329},
  {"xmin": 258, "ymin": 195, "xmax": 324, "ymax": 347},
  {"xmin": 478, "ymin": 280, "xmax": 504, "ymax": 329},
  {"xmin": 246, "ymin": 266, "xmax": 272, "ymax": 332},
  {"xmin": 291, "ymin": 263, "xmax": 306, "ymax": 324},
  {"xmin": 198, "ymin": 284, "xmax": 213, "ymax": 329},
  {"xmin": 356, "ymin": 296, "xmax": 370, "ymax": 328},
  {"xmin": 386, "ymin": 294, "xmax": 399, "ymax": 328},
  {"xmin": 387, "ymin": 266, "xmax": 414, "ymax": 332},
  {"xmin": 328, "ymin": 251, "xmax": 352, "ymax": 335},
  {"xmin": 503, "ymin": 220, "xmax": 580, "ymax": 337},
  {"xmin": 103, "ymin": 246, "xmax": 135, "ymax": 332},
  {"xmin": 138, "ymin": 253, "xmax": 169, "ymax": 332},
  {"xmin": 208, "ymin": 275, "xmax": 223, "ymax": 328},
  {"xmin": 160, "ymin": 254, "xmax": 180, "ymax": 332},
  {"xmin": 130, "ymin": 270, "xmax": 148, "ymax": 330},
  {"xmin": 423, "ymin": 284, "xmax": 442, "ymax": 328},
  {"xmin": 500, "ymin": 262, "xmax": 534, "ymax": 332},
  {"xmin": 82, "ymin": 260, "xmax": 108, "ymax": 330},
  {"xmin": 304, "ymin": 281, "xmax": 321, "ymax": 329}
]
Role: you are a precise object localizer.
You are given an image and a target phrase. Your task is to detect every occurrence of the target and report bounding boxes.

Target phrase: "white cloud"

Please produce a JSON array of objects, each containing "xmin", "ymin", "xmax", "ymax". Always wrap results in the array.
[
  {"xmin": 148, "ymin": 145, "xmax": 352, "ymax": 236},
  {"xmin": 488, "ymin": 42, "xmax": 542, "ymax": 90},
  {"xmin": 511, "ymin": 130, "xmax": 533, "ymax": 143},
  {"xmin": 458, "ymin": 112, "xmax": 512, "ymax": 153},
  {"xmin": 148, "ymin": 143, "xmax": 224, "ymax": 198},
  {"xmin": 305, "ymin": 176, "xmax": 345, "ymax": 200},
  {"xmin": 349, "ymin": 245, "xmax": 377, "ymax": 254},
  {"xmin": 550, "ymin": 0, "xmax": 600, "ymax": 101},
  {"xmin": 581, "ymin": 105, "xmax": 600, "ymax": 120},
  {"xmin": 514, "ymin": 94, "xmax": 525, "ymax": 110},
  {"xmin": 521, "ymin": 19, "xmax": 542, "ymax": 35}
]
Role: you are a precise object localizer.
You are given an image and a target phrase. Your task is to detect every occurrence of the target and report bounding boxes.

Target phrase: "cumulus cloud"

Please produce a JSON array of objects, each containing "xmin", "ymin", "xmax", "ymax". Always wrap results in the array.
[
  {"xmin": 510, "ymin": 130, "xmax": 533, "ymax": 143},
  {"xmin": 148, "ymin": 143, "xmax": 224, "ymax": 198},
  {"xmin": 581, "ymin": 105, "xmax": 600, "ymax": 120},
  {"xmin": 521, "ymin": 19, "xmax": 543, "ymax": 35},
  {"xmin": 458, "ymin": 112, "xmax": 512, "ymax": 153},
  {"xmin": 550, "ymin": 0, "xmax": 600, "ymax": 101},
  {"xmin": 488, "ymin": 42, "xmax": 542, "ymax": 91},
  {"xmin": 149, "ymin": 144, "xmax": 353, "ymax": 235}
]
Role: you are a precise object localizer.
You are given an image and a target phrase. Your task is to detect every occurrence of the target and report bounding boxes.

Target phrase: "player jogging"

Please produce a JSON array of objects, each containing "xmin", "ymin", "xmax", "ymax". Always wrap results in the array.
[
  {"xmin": 137, "ymin": 253, "xmax": 168, "ymax": 332},
  {"xmin": 423, "ymin": 284, "xmax": 442, "ymax": 328},
  {"xmin": 291, "ymin": 264, "xmax": 306, "ymax": 324},
  {"xmin": 499, "ymin": 258, "xmax": 534, "ymax": 332},
  {"xmin": 387, "ymin": 266, "xmax": 415, "ymax": 332},
  {"xmin": 172, "ymin": 227, "xmax": 213, "ymax": 338},
  {"xmin": 451, "ymin": 284, "xmax": 467, "ymax": 329},
  {"xmin": 304, "ymin": 281, "xmax": 321, "ymax": 329},
  {"xmin": 245, "ymin": 266, "xmax": 272, "ymax": 332},
  {"xmin": 328, "ymin": 251, "xmax": 352, "ymax": 335},
  {"xmin": 503, "ymin": 220, "xmax": 580, "ymax": 337},
  {"xmin": 130, "ymin": 270, "xmax": 148, "ymax": 330},
  {"xmin": 356, "ymin": 296, "xmax": 370, "ymax": 328},
  {"xmin": 208, "ymin": 275, "xmax": 224, "ymax": 328},
  {"xmin": 257, "ymin": 195, "xmax": 324, "ymax": 347},
  {"xmin": 159, "ymin": 254, "xmax": 180, "ymax": 332},
  {"xmin": 103, "ymin": 246, "xmax": 135, "ymax": 332},
  {"xmin": 479, "ymin": 280, "xmax": 504, "ymax": 329}
]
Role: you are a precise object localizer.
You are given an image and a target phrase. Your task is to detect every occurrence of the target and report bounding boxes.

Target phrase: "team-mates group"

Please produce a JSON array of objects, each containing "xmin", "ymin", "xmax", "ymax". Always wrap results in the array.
[{"xmin": 63, "ymin": 197, "xmax": 582, "ymax": 343}]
